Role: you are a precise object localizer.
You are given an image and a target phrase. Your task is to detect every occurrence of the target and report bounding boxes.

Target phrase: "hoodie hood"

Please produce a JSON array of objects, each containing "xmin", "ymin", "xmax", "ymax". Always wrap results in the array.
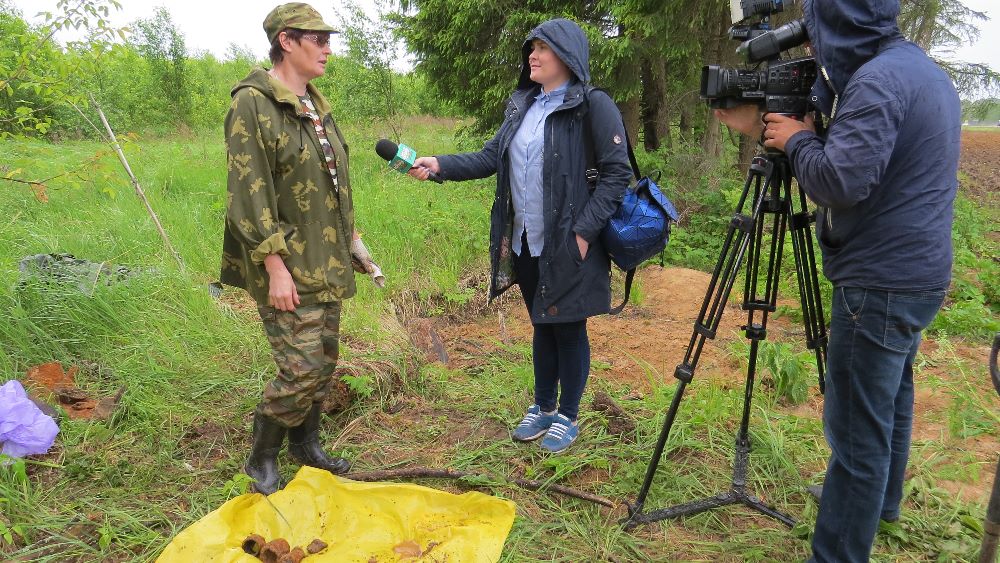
[
  {"xmin": 517, "ymin": 18, "xmax": 590, "ymax": 90},
  {"xmin": 803, "ymin": 0, "xmax": 903, "ymax": 113},
  {"xmin": 230, "ymin": 67, "xmax": 332, "ymax": 117}
]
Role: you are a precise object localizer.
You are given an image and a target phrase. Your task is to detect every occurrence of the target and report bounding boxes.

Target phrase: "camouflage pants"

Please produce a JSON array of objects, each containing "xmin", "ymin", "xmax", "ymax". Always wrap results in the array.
[{"xmin": 257, "ymin": 302, "xmax": 342, "ymax": 427}]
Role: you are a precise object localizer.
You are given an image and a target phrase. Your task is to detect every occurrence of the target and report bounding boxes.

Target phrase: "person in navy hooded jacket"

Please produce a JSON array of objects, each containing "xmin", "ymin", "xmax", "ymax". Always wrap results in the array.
[
  {"xmin": 408, "ymin": 18, "xmax": 632, "ymax": 453},
  {"xmin": 717, "ymin": 1, "xmax": 960, "ymax": 561}
]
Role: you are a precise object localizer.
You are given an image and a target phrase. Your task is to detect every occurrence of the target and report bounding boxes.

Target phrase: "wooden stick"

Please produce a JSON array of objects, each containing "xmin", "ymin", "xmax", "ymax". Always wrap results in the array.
[
  {"xmin": 345, "ymin": 466, "xmax": 618, "ymax": 508},
  {"xmin": 89, "ymin": 94, "xmax": 185, "ymax": 272}
]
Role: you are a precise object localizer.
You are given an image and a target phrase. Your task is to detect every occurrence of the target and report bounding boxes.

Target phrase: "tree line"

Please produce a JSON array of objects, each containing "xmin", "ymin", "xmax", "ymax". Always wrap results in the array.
[
  {"xmin": 0, "ymin": 0, "xmax": 450, "ymax": 139},
  {"xmin": 0, "ymin": 0, "xmax": 996, "ymax": 146},
  {"xmin": 396, "ymin": 0, "xmax": 1000, "ymax": 157}
]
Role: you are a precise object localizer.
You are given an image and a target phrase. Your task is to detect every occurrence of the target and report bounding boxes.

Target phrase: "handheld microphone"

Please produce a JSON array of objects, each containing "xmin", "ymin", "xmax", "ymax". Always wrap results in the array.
[{"xmin": 375, "ymin": 139, "xmax": 443, "ymax": 184}]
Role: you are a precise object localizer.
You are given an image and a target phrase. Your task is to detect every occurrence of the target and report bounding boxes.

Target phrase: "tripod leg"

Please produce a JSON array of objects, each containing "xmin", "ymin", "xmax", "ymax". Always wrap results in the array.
[
  {"xmin": 627, "ymin": 155, "xmax": 799, "ymax": 530},
  {"xmin": 626, "ymin": 159, "xmax": 772, "ymax": 524},
  {"xmin": 786, "ymin": 170, "xmax": 828, "ymax": 392},
  {"xmin": 733, "ymin": 171, "xmax": 787, "ymax": 488},
  {"xmin": 725, "ymin": 164, "xmax": 798, "ymax": 528}
]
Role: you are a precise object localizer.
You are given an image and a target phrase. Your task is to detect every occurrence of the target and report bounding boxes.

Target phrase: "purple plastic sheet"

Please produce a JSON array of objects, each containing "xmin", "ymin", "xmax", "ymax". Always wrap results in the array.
[{"xmin": 0, "ymin": 380, "xmax": 59, "ymax": 458}]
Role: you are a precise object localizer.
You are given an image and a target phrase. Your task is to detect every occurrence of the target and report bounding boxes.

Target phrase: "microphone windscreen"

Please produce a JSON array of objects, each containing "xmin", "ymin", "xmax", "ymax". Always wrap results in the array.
[{"xmin": 375, "ymin": 139, "xmax": 398, "ymax": 161}]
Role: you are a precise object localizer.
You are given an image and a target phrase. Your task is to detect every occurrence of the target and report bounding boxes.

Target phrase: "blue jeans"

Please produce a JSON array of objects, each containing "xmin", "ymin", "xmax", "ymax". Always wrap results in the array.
[
  {"xmin": 514, "ymin": 240, "xmax": 591, "ymax": 421},
  {"xmin": 810, "ymin": 287, "xmax": 945, "ymax": 563}
]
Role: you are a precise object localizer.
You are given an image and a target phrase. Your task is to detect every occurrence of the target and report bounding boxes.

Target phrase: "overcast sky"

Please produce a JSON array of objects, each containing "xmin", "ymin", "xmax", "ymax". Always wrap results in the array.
[{"xmin": 9, "ymin": 0, "xmax": 1000, "ymax": 77}]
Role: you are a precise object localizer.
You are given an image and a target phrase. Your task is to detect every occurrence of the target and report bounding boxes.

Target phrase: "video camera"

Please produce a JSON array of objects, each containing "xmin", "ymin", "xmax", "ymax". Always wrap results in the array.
[{"xmin": 701, "ymin": 0, "xmax": 816, "ymax": 117}]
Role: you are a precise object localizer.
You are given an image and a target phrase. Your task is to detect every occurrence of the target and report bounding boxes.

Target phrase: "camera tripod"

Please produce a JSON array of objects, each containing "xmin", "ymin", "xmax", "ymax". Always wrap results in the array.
[{"xmin": 623, "ymin": 150, "xmax": 828, "ymax": 529}]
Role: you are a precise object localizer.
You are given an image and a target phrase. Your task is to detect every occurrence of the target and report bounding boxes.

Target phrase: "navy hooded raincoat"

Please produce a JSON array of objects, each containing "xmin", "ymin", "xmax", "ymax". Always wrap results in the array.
[
  {"xmin": 436, "ymin": 19, "xmax": 632, "ymax": 323},
  {"xmin": 786, "ymin": 0, "xmax": 961, "ymax": 291}
]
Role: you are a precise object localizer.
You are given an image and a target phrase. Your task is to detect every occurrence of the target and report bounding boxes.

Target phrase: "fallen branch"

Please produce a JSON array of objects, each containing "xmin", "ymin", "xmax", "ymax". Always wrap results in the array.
[
  {"xmin": 89, "ymin": 94, "xmax": 185, "ymax": 272},
  {"xmin": 345, "ymin": 466, "xmax": 618, "ymax": 508}
]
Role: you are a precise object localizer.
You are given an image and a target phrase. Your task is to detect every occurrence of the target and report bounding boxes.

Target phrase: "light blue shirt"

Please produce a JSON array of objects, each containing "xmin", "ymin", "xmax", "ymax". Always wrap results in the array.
[{"xmin": 509, "ymin": 82, "xmax": 568, "ymax": 257}]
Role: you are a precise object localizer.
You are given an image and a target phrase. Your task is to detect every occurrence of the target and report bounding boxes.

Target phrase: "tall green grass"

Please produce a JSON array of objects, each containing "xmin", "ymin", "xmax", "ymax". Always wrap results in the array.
[
  {"xmin": 1, "ymin": 118, "xmax": 997, "ymax": 562},
  {"xmin": 0, "ymin": 118, "xmax": 493, "ymax": 560}
]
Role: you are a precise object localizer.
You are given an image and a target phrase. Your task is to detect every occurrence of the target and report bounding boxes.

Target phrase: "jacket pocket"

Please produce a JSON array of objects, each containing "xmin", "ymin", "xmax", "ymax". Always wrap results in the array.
[
  {"xmin": 565, "ymin": 229, "xmax": 587, "ymax": 266},
  {"xmin": 816, "ymin": 208, "xmax": 841, "ymax": 250}
]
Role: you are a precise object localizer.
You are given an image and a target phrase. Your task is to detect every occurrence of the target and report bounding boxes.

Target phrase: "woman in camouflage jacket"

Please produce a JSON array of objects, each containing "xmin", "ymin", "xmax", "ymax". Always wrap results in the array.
[{"xmin": 221, "ymin": 2, "xmax": 376, "ymax": 494}]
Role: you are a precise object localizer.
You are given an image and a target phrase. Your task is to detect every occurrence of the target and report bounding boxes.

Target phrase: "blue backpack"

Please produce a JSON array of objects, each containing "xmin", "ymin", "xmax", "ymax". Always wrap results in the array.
[{"xmin": 584, "ymin": 88, "xmax": 678, "ymax": 314}]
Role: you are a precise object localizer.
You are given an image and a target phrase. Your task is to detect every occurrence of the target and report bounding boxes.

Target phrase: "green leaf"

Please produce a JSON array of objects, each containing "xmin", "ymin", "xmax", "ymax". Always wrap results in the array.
[
  {"xmin": 98, "ymin": 525, "xmax": 113, "ymax": 550},
  {"xmin": 959, "ymin": 514, "xmax": 983, "ymax": 534},
  {"xmin": 0, "ymin": 521, "xmax": 13, "ymax": 545},
  {"xmin": 12, "ymin": 458, "xmax": 28, "ymax": 484},
  {"xmin": 878, "ymin": 519, "xmax": 908, "ymax": 541}
]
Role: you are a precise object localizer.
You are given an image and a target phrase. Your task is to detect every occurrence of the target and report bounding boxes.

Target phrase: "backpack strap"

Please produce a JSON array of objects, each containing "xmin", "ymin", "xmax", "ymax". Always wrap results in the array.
[
  {"xmin": 582, "ymin": 86, "xmax": 641, "ymax": 316},
  {"xmin": 583, "ymin": 87, "xmax": 641, "ymax": 180}
]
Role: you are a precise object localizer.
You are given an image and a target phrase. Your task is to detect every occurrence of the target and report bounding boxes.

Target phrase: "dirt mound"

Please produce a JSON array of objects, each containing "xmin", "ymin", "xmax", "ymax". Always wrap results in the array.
[
  {"xmin": 439, "ymin": 267, "xmax": 797, "ymax": 392},
  {"xmin": 587, "ymin": 267, "xmax": 753, "ymax": 391}
]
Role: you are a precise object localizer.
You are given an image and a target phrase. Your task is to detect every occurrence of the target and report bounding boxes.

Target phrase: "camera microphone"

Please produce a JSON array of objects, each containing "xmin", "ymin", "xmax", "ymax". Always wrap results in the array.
[
  {"xmin": 375, "ymin": 139, "xmax": 443, "ymax": 184},
  {"xmin": 737, "ymin": 18, "xmax": 807, "ymax": 62}
]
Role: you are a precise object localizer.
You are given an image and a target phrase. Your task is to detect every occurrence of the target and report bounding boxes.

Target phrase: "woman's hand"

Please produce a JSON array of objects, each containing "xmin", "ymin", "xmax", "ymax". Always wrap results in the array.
[
  {"xmin": 264, "ymin": 254, "xmax": 299, "ymax": 312},
  {"xmin": 350, "ymin": 237, "xmax": 375, "ymax": 274},
  {"xmin": 407, "ymin": 156, "xmax": 440, "ymax": 181},
  {"xmin": 575, "ymin": 234, "xmax": 589, "ymax": 261}
]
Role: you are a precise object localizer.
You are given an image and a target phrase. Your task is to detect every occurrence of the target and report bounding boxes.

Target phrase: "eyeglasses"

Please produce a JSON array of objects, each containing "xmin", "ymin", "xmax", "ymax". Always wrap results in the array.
[{"xmin": 300, "ymin": 33, "xmax": 331, "ymax": 48}]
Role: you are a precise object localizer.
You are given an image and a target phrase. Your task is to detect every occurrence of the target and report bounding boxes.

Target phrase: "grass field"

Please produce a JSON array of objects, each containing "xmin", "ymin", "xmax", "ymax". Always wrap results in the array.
[{"xmin": 1, "ymin": 117, "xmax": 998, "ymax": 562}]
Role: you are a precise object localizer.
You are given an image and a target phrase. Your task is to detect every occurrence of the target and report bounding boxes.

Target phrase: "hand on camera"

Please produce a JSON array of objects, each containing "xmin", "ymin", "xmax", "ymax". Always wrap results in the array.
[
  {"xmin": 408, "ymin": 156, "xmax": 440, "ymax": 181},
  {"xmin": 715, "ymin": 104, "xmax": 764, "ymax": 137},
  {"xmin": 763, "ymin": 113, "xmax": 816, "ymax": 153}
]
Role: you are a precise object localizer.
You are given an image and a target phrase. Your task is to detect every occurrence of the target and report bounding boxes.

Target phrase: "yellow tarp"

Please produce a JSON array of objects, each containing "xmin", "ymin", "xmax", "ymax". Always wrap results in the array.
[{"xmin": 157, "ymin": 466, "xmax": 517, "ymax": 563}]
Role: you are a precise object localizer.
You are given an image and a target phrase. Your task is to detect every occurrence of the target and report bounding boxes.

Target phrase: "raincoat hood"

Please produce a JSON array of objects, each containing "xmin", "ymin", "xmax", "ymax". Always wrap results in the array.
[
  {"xmin": 803, "ymin": 0, "xmax": 903, "ymax": 113},
  {"xmin": 517, "ymin": 18, "xmax": 590, "ymax": 90}
]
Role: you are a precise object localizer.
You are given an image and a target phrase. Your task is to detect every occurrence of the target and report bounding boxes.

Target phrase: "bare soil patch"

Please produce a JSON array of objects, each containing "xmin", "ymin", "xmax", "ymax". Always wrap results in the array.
[
  {"xmin": 436, "ymin": 265, "xmax": 999, "ymax": 507},
  {"xmin": 959, "ymin": 129, "xmax": 1000, "ymax": 207},
  {"xmin": 438, "ymin": 267, "xmax": 796, "ymax": 393},
  {"xmin": 24, "ymin": 361, "xmax": 120, "ymax": 420}
]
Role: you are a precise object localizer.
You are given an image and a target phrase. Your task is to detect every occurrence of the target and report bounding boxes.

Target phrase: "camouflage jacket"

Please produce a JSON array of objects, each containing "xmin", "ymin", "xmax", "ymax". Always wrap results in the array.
[{"xmin": 220, "ymin": 68, "xmax": 355, "ymax": 306}]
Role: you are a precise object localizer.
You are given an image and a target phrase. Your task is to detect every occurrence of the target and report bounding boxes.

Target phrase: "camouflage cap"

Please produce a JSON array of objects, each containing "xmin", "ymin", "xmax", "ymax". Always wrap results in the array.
[{"xmin": 263, "ymin": 3, "xmax": 338, "ymax": 43}]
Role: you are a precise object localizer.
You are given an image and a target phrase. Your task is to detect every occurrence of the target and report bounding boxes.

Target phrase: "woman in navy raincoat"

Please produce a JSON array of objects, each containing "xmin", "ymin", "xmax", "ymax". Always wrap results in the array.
[{"xmin": 410, "ymin": 18, "xmax": 632, "ymax": 452}]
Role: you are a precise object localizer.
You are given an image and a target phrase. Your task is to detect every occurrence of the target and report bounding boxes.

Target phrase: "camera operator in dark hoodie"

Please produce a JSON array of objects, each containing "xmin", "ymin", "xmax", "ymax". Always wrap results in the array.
[{"xmin": 716, "ymin": 1, "xmax": 961, "ymax": 561}]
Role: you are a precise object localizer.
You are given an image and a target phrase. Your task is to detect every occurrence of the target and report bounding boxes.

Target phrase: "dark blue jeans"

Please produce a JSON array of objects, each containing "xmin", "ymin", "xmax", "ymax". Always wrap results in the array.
[
  {"xmin": 810, "ymin": 286, "xmax": 945, "ymax": 563},
  {"xmin": 514, "ymin": 241, "xmax": 591, "ymax": 421}
]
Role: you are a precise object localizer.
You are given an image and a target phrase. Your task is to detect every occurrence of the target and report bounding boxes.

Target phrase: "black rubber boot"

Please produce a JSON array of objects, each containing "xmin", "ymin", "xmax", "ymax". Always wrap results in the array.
[
  {"xmin": 244, "ymin": 411, "xmax": 286, "ymax": 495},
  {"xmin": 288, "ymin": 403, "xmax": 351, "ymax": 475}
]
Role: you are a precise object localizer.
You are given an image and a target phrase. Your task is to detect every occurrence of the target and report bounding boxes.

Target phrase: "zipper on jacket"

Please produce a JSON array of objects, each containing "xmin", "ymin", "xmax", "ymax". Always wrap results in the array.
[{"xmin": 819, "ymin": 66, "xmax": 840, "ymax": 120}]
